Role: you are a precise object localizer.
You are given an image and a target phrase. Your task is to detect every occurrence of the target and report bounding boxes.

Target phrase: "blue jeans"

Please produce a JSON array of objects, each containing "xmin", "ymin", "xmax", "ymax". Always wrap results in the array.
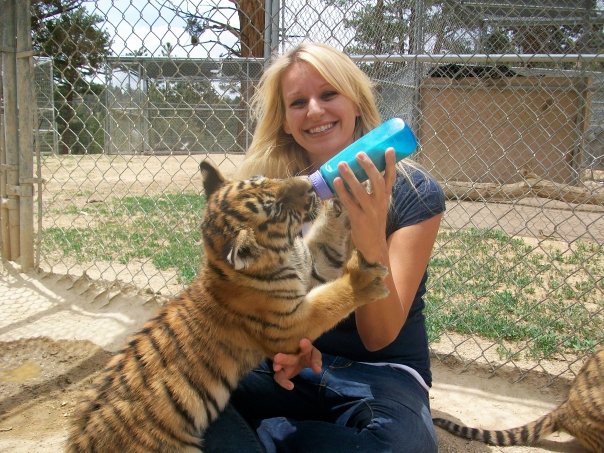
[{"xmin": 204, "ymin": 354, "xmax": 438, "ymax": 453}]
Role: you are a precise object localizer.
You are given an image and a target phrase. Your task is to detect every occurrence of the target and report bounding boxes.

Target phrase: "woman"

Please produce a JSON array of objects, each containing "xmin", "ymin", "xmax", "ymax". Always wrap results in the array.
[{"xmin": 205, "ymin": 42, "xmax": 444, "ymax": 452}]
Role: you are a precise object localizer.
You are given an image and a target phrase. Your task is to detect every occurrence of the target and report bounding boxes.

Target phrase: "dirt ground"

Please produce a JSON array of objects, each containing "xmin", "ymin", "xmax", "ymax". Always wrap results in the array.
[
  {"xmin": 0, "ymin": 154, "xmax": 600, "ymax": 452},
  {"xmin": 0, "ymin": 261, "xmax": 587, "ymax": 453}
]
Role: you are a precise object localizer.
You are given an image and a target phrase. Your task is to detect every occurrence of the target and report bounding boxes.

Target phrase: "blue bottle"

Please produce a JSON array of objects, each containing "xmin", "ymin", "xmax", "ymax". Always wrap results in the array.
[{"xmin": 308, "ymin": 117, "xmax": 418, "ymax": 199}]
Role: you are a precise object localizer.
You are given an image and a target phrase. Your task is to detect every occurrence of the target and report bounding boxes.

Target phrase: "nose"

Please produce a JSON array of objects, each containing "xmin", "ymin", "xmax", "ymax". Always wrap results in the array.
[
  {"xmin": 277, "ymin": 177, "xmax": 313, "ymax": 206},
  {"xmin": 307, "ymin": 97, "xmax": 324, "ymax": 118}
]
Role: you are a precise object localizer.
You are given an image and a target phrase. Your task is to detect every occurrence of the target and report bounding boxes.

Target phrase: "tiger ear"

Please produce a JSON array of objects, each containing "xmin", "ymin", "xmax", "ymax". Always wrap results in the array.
[
  {"xmin": 223, "ymin": 229, "xmax": 261, "ymax": 270},
  {"xmin": 200, "ymin": 160, "xmax": 226, "ymax": 196}
]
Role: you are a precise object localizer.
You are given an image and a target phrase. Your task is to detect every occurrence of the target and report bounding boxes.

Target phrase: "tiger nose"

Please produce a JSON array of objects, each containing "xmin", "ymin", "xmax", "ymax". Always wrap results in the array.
[
  {"xmin": 294, "ymin": 177, "xmax": 315, "ymax": 202},
  {"xmin": 279, "ymin": 177, "xmax": 314, "ymax": 204}
]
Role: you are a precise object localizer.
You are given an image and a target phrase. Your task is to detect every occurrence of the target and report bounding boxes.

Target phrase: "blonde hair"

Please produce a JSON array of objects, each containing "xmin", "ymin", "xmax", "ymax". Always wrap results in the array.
[{"xmin": 236, "ymin": 42, "xmax": 382, "ymax": 179}]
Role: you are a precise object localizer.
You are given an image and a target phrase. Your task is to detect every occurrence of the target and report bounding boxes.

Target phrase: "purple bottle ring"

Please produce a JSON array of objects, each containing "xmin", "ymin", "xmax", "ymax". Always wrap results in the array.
[{"xmin": 309, "ymin": 171, "xmax": 334, "ymax": 200}]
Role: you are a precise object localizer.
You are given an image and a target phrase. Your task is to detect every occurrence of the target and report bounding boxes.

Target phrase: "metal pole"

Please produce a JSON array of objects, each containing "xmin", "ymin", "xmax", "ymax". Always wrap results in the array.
[
  {"xmin": 350, "ymin": 53, "xmax": 604, "ymax": 63},
  {"xmin": 0, "ymin": 37, "xmax": 6, "ymax": 259},
  {"xmin": 0, "ymin": 0, "xmax": 20, "ymax": 262},
  {"xmin": 263, "ymin": 0, "xmax": 271, "ymax": 65},
  {"xmin": 16, "ymin": 0, "xmax": 35, "ymax": 270},
  {"xmin": 263, "ymin": 0, "xmax": 280, "ymax": 65},
  {"xmin": 411, "ymin": 0, "xmax": 425, "ymax": 134},
  {"xmin": 567, "ymin": 0, "xmax": 596, "ymax": 185},
  {"xmin": 271, "ymin": 0, "xmax": 280, "ymax": 56}
]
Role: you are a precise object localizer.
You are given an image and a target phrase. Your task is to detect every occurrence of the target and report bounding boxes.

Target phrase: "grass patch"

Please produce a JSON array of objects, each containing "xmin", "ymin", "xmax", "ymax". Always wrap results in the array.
[
  {"xmin": 43, "ymin": 196, "xmax": 603, "ymax": 359},
  {"xmin": 426, "ymin": 228, "xmax": 603, "ymax": 359},
  {"xmin": 42, "ymin": 193, "xmax": 205, "ymax": 283}
]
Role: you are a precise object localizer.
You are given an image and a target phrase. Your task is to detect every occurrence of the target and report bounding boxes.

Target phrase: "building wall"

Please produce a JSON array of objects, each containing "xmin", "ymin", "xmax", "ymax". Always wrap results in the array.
[{"xmin": 417, "ymin": 76, "xmax": 591, "ymax": 184}]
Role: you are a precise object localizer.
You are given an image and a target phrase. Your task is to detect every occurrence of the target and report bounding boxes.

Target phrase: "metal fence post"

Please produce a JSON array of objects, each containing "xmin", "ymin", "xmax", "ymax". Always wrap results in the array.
[
  {"xmin": 411, "ymin": 0, "xmax": 425, "ymax": 135},
  {"xmin": 0, "ymin": 43, "xmax": 6, "ymax": 260},
  {"xmin": 264, "ymin": 0, "xmax": 280, "ymax": 64},
  {"xmin": 0, "ymin": 0, "xmax": 20, "ymax": 263},
  {"xmin": 16, "ymin": 0, "xmax": 35, "ymax": 271},
  {"xmin": 0, "ymin": 0, "xmax": 35, "ymax": 270}
]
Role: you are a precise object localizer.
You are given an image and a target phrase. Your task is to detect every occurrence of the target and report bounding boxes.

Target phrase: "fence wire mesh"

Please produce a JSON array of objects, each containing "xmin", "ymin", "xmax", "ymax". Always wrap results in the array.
[{"xmin": 2, "ymin": 0, "xmax": 603, "ymax": 378}]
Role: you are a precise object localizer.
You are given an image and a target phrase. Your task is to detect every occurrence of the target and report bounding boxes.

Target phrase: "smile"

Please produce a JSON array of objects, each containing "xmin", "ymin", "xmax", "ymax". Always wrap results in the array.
[{"xmin": 307, "ymin": 122, "xmax": 335, "ymax": 134}]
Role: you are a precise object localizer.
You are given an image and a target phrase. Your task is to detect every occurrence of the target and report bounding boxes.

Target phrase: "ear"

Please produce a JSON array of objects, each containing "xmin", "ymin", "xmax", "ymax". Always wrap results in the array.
[
  {"xmin": 222, "ymin": 229, "xmax": 261, "ymax": 270},
  {"xmin": 200, "ymin": 160, "xmax": 226, "ymax": 196}
]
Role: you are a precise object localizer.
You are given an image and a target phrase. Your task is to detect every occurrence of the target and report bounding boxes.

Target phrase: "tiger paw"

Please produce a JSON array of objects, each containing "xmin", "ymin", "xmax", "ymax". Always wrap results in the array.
[
  {"xmin": 345, "ymin": 250, "xmax": 389, "ymax": 304},
  {"xmin": 323, "ymin": 199, "xmax": 349, "ymax": 224},
  {"xmin": 326, "ymin": 198, "xmax": 344, "ymax": 217}
]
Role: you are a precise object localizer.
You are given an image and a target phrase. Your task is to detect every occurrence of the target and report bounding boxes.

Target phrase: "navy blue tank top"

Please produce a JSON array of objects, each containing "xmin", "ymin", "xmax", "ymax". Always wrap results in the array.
[{"xmin": 314, "ymin": 166, "xmax": 445, "ymax": 387}]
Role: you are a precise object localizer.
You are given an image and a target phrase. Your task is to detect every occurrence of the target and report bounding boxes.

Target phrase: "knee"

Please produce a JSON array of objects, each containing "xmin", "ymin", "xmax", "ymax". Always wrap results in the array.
[
  {"xmin": 373, "ymin": 421, "xmax": 437, "ymax": 453},
  {"xmin": 362, "ymin": 403, "xmax": 438, "ymax": 453}
]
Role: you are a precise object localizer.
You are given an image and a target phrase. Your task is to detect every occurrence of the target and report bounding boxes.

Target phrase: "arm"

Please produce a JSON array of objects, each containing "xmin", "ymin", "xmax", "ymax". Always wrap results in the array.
[
  {"xmin": 354, "ymin": 214, "xmax": 441, "ymax": 350},
  {"xmin": 333, "ymin": 149, "xmax": 442, "ymax": 350}
]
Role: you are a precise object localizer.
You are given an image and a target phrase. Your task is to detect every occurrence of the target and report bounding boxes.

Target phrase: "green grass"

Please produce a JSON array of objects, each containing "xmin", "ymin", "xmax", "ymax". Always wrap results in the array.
[
  {"xmin": 42, "ymin": 196, "xmax": 603, "ymax": 359},
  {"xmin": 426, "ymin": 228, "xmax": 603, "ymax": 359},
  {"xmin": 42, "ymin": 193, "xmax": 205, "ymax": 283}
]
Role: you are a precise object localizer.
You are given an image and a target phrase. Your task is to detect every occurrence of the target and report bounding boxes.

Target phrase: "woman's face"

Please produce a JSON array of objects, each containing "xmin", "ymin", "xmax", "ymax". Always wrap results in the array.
[{"xmin": 281, "ymin": 61, "xmax": 360, "ymax": 169}]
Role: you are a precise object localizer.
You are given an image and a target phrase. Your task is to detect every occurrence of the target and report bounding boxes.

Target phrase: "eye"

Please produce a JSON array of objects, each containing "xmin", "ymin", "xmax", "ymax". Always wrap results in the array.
[
  {"xmin": 262, "ymin": 201, "xmax": 274, "ymax": 215},
  {"xmin": 263, "ymin": 201, "xmax": 282, "ymax": 217},
  {"xmin": 289, "ymin": 98, "xmax": 306, "ymax": 108},
  {"xmin": 322, "ymin": 90, "xmax": 338, "ymax": 100}
]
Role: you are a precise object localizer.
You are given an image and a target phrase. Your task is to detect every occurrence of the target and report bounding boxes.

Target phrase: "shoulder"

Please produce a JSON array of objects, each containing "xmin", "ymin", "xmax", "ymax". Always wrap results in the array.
[
  {"xmin": 387, "ymin": 164, "xmax": 446, "ymax": 233},
  {"xmin": 394, "ymin": 165, "xmax": 443, "ymax": 202}
]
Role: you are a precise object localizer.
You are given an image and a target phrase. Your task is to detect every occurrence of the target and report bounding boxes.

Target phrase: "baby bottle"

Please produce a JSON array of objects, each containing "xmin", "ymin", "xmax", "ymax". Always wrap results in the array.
[{"xmin": 308, "ymin": 117, "xmax": 418, "ymax": 199}]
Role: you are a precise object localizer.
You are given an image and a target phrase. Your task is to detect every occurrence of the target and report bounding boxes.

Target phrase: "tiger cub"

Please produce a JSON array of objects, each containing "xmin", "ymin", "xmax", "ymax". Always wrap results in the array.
[
  {"xmin": 66, "ymin": 161, "xmax": 389, "ymax": 453},
  {"xmin": 433, "ymin": 346, "xmax": 604, "ymax": 452}
]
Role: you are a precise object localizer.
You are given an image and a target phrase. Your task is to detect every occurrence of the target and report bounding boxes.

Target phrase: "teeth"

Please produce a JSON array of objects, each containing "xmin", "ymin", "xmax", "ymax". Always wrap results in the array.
[{"xmin": 308, "ymin": 123, "xmax": 334, "ymax": 134}]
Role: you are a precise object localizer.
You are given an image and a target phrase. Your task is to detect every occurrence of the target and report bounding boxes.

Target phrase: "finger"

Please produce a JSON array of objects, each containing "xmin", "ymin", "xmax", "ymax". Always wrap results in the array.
[
  {"xmin": 273, "ymin": 352, "xmax": 298, "ymax": 370},
  {"xmin": 384, "ymin": 148, "xmax": 396, "ymax": 191},
  {"xmin": 310, "ymin": 346, "xmax": 322, "ymax": 373},
  {"xmin": 298, "ymin": 338, "xmax": 321, "ymax": 372},
  {"xmin": 356, "ymin": 152, "xmax": 385, "ymax": 195},
  {"xmin": 298, "ymin": 338, "xmax": 313, "ymax": 354},
  {"xmin": 273, "ymin": 370, "xmax": 295, "ymax": 391},
  {"xmin": 333, "ymin": 176, "xmax": 360, "ymax": 213},
  {"xmin": 333, "ymin": 165, "xmax": 368, "ymax": 211},
  {"xmin": 337, "ymin": 161, "xmax": 371, "ymax": 201}
]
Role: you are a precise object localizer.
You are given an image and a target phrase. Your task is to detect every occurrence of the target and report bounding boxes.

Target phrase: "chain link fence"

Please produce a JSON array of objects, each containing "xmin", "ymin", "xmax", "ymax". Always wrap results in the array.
[
  {"xmin": 34, "ymin": 57, "xmax": 58, "ymax": 155},
  {"xmin": 1, "ymin": 0, "xmax": 603, "ymax": 379}
]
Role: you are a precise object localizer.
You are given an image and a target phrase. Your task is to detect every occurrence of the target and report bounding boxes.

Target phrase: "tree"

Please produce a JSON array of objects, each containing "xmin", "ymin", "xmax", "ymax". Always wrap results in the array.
[
  {"xmin": 172, "ymin": 0, "xmax": 266, "ymax": 152},
  {"xmin": 329, "ymin": 1, "xmax": 461, "ymax": 81},
  {"xmin": 330, "ymin": 0, "xmax": 604, "ymax": 70},
  {"xmin": 31, "ymin": 0, "xmax": 83, "ymax": 29},
  {"xmin": 32, "ymin": 3, "xmax": 111, "ymax": 153},
  {"xmin": 161, "ymin": 42, "xmax": 174, "ymax": 57},
  {"xmin": 176, "ymin": 0, "xmax": 265, "ymax": 58}
]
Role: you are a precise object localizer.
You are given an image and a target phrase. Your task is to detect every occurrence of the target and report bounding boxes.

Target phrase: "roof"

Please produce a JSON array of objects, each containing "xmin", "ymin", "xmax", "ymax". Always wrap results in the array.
[{"xmin": 105, "ymin": 56, "xmax": 265, "ymax": 80}]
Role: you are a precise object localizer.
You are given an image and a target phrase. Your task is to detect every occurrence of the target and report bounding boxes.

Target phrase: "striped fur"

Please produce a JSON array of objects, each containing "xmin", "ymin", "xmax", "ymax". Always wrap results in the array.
[
  {"xmin": 66, "ymin": 161, "xmax": 389, "ymax": 453},
  {"xmin": 433, "ymin": 346, "xmax": 604, "ymax": 452}
]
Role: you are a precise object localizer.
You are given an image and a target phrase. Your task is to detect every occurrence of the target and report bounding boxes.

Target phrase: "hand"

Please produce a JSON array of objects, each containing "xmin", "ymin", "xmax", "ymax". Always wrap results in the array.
[
  {"xmin": 272, "ymin": 338, "xmax": 322, "ymax": 390},
  {"xmin": 333, "ymin": 148, "xmax": 396, "ymax": 263}
]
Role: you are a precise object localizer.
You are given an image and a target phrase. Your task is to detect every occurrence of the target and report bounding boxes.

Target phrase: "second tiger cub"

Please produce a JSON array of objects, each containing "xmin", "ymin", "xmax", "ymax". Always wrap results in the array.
[{"xmin": 433, "ymin": 346, "xmax": 604, "ymax": 452}]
